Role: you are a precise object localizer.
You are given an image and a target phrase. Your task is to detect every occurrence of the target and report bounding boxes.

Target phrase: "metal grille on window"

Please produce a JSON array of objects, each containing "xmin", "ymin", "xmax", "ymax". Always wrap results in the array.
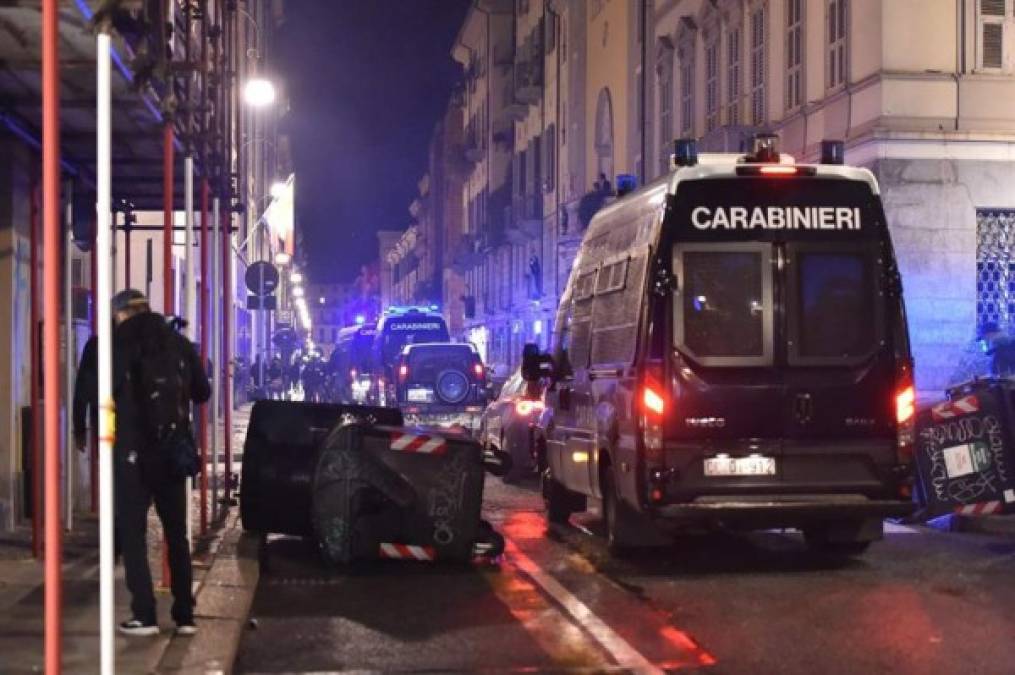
[
  {"xmin": 976, "ymin": 209, "xmax": 1015, "ymax": 331},
  {"xmin": 705, "ymin": 39, "xmax": 719, "ymax": 131},
  {"xmin": 750, "ymin": 7, "xmax": 766, "ymax": 125}
]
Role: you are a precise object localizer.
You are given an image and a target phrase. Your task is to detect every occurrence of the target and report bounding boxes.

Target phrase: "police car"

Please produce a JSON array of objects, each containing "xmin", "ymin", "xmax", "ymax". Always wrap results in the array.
[{"xmin": 522, "ymin": 135, "xmax": 915, "ymax": 556}]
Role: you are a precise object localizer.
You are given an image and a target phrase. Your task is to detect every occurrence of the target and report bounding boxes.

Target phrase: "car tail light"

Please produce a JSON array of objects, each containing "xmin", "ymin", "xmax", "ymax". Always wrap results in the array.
[
  {"xmin": 473, "ymin": 363, "xmax": 485, "ymax": 378},
  {"xmin": 515, "ymin": 399, "xmax": 545, "ymax": 416},
  {"xmin": 398, "ymin": 364, "xmax": 408, "ymax": 380}
]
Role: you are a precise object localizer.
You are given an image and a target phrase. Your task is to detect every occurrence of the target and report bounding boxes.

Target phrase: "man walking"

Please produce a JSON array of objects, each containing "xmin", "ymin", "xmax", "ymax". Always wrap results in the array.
[{"xmin": 111, "ymin": 289, "xmax": 210, "ymax": 636}]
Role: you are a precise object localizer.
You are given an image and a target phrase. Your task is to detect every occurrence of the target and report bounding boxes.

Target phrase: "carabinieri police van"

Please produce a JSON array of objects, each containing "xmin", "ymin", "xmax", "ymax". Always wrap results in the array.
[{"xmin": 522, "ymin": 135, "xmax": 915, "ymax": 557}]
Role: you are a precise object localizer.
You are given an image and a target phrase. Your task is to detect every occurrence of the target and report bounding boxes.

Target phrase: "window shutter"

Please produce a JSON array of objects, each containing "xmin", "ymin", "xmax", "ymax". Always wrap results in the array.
[
  {"xmin": 983, "ymin": 22, "xmax": 1004, "ymax": 69},
  {"xmin": 982, "ymin": 0, "xmax": 1006, "ymax": 16}
]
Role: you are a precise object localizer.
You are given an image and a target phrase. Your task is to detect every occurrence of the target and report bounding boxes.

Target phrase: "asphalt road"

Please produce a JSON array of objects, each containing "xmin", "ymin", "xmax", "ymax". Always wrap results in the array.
[{"xmin": 234, "ymin": 479, "xmax": 1015, "ymax": 674}]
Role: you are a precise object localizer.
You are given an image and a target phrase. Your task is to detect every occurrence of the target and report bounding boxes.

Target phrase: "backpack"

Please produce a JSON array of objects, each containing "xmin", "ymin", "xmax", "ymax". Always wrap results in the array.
[{"xmin": 131, "ymin": 320, "xmax": 200, "ymax": 478}]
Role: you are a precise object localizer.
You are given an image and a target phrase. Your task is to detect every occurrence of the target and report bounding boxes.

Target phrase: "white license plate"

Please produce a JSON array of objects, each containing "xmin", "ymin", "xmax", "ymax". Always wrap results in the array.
[
  {"xmin": 704, "ymin": 455, "xmax": 776, "ymax": 477},
  {"xmin": 407, "ymin": 388, "xmax": 432, "ymax": 403}
]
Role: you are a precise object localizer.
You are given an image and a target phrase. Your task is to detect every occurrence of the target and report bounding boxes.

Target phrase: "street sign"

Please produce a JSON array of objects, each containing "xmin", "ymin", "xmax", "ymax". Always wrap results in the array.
[
  {"xmin": 247, "ymin": 294, "xmax": 278, "ymax": 310},
  {"xmin": 245, "ymin": 261, "xmax": 280, "ymax": 296}
]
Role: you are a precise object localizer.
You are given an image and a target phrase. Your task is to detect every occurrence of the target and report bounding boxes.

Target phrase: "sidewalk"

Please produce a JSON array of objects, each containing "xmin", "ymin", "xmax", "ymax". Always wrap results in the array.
[{"xmin": 0, "ymin": 404, "xmax": 259, "ymax": 674}]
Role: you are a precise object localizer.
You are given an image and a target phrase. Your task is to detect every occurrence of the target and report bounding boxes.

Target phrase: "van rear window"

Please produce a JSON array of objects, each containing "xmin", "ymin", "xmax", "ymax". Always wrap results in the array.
[
  {"xmin": 683, "ymin": 251, "xmax": 765, "ymax": 358},
  {"xmin": 793, "ymin": 250, "xmax": 877, "ymax": 360}
]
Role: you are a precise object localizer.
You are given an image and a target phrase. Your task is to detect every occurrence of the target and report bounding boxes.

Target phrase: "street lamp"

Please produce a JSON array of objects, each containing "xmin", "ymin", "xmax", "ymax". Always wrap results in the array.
[
  {"xmin": 270, "ymin": 181, "xmax": 287, "ymax": 199},
  {"xmin": 274, "ymin": 251, "xmax": 291, "ymax": 266},
  {"xmin": 243, "ymin": 77, "xmax": 276, "ymax": 107},
  {"xmin": 291, "ymin": 271, "xmax": 303, "ymax": 284},
  {"xmin": 292, "ymin": 286, "xmax": 305, "ymax": 298}
]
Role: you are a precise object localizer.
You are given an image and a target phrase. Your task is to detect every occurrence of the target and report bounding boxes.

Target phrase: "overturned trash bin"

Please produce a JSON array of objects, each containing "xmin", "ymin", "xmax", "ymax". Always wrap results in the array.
[
  {"xmin": 312, "ymin": 424, "xmax": 502, "ymax": 564},
  {"xmin": 241, "ymin": 400, "xmax": 403, "ymax": 536},
  {"xmin": 915, "ymin": 378, "xmax": 1015, "ymax": 517}
]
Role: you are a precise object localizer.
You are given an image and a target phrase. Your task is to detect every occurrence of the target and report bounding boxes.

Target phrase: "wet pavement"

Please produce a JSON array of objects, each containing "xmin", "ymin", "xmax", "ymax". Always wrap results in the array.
[{"xmin": 234, "ymin": 478, "xmax": 1015, "ymax": 674}]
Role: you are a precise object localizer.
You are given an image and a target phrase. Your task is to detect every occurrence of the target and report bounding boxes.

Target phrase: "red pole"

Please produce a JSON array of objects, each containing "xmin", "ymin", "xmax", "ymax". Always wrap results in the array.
[
  {"xmin": 222, "ymin": 208, "xmax": 232, "ymax": 503},
  {"xmin": 29, "ymin": 185, "xmax": 41, "ymax": 560},
  {"xmin": 199, "ymin": 179, "xmax": 209, "ymax": 533},
  {"xmin": 89, "ymin": 232, "xmax": 98, "ymax": 514},
  {"xmin": 163, "ymin": 123, "xmax": 175, "ymax": 314},
  {"xmin": 42, "ymin": 0, "xmax": 63, "ymax": 669},
  {"xmin": 124, "ymin": 218, "xmax": 131, "ymax": 289}
]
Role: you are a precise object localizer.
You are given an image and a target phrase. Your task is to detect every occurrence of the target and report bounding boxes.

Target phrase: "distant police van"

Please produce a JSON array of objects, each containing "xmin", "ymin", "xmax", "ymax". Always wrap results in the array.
[
  {"xmin": 523, "ymin": 135, "xmax": 915, "ymax": 556},
  {"xmin": 373, "ymin": 306, "xmax": 451, "ymax": 405}
]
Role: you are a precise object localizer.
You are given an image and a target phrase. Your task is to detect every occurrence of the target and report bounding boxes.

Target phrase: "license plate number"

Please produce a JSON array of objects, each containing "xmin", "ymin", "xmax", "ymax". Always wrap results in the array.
[
  {"xmin": 704, "ymin": 455, "xmax": 776, "ymax": 477},
  {"xmin": 407, "ymin": 388, "xmax": 432, "ymax": 403}
]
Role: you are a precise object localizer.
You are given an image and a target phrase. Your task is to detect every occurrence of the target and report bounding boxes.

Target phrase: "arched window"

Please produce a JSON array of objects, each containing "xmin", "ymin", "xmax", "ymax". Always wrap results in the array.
[{"xmin": 594, "ymin": 87, "xmax": 614, "ymax": 185}]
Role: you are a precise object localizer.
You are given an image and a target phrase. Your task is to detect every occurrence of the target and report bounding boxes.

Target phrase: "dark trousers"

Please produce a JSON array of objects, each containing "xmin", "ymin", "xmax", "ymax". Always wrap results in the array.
[{"xmin": 115, "ymin": 451, "xmax": 194, "ymax": 624}]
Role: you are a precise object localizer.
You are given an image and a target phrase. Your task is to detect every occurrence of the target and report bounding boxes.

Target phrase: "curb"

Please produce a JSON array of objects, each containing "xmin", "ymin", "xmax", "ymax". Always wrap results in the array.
[
  {"xmin": 947, "ymin": 513, "xmax": 1015, "ymax": 537},
  {"xmin": 155, "ymin": 512, "xmax": 261, "ymax": 673}
]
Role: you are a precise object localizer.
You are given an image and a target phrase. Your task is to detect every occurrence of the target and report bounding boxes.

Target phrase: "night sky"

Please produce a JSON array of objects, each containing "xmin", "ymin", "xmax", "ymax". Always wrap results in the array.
[{"xmin": 277, "ymin": 0, "xmax": 471, "ymax": 283}]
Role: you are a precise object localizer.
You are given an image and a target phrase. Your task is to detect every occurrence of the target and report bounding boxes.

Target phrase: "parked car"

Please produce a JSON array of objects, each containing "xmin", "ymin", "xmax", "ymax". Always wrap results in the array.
[
  {"xmin": 480, "ymin": 368, "xmax": 546, "ymax": 483},
  {"xmin": 395, "ymin": 342, "xmax": 487, "ymax": 434},
  {"xmin": 524, "ymin": 135, "xmax": 915, "ymax": 557}
]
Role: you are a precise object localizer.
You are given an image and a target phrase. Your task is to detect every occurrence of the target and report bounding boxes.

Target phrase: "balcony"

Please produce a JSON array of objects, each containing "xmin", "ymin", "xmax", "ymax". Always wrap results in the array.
[
  {"xmin": 449, "ymin": 234, "xmax": 485, "ymax": 273},
  {"xmin": 505, "ymin": 195, "xmax": 542, "ymax": 244}
]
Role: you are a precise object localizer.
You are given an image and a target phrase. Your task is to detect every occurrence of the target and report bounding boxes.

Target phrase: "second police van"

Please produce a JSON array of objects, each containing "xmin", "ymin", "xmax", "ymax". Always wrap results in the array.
[{"xmin": 522, "ymin": 135, "xmax": 916, "ymax": 556}]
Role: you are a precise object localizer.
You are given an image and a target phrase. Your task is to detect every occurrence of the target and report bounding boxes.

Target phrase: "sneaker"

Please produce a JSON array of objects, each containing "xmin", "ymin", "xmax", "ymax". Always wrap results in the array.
[
  {"xmin": 175, "ymin": 621, "xmax": 198, "ymax": 637},
  {"xmin": 118, "ymin": 619, "xmax": 159, "ymax": 637}
]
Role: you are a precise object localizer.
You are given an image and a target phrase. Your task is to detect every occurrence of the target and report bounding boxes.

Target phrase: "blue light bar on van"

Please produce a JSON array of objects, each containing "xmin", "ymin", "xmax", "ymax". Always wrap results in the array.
[
  {"xmin": 821, "ymin": 140, "xmax": 845, "ymax": 165},
  {"xmin": 384, "ymin": 305, "xmax": 439, "ymax": 315},
  {"xmin": 673, "ymin": 138, "xmax": 698, "ymax": 167}
]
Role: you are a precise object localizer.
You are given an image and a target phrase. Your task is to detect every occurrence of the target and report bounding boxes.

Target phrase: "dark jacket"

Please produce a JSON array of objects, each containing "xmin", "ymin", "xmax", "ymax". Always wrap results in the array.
[
  {"xmin": 113, "ymin": 312, "xmax": 211, "ymax": 458},
  {"xmin": 72, "ymin": 335, "xmax": 98, "ymax": 439}
]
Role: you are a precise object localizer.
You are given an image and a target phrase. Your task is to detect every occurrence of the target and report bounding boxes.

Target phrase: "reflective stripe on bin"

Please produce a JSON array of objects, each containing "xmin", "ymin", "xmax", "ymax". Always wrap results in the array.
[
  {"xmin": 389, "ymin": 432, "xmax": 447, "ymax": 455},
  {"xmin": 954, "ymin": 500, "xmax": 1003, "ymax": 516},
  {"xmin": 931, "ymin": 395, "xmax": 980, "ymax": 422},
  {"xmin": 379, "ymin": 543, "xmax": 437, "ymax": 561}
]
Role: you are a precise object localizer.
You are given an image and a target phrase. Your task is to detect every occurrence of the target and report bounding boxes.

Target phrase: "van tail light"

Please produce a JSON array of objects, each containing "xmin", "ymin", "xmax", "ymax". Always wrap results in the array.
[
  {"xmin": 894, "ymin": 368, "xmax": 916, "ymax": 477},
  {"xmin": 639, "ymin": 364, "xmax": 668, "ymax": 455},
  {"xmin": 515, "ymin": 399, "xmax": 545, "ymax": 416},
  {"xmin": 398, "ymin": 364, "xmax": 409, "ymax": 381},
  {"xmin": 473, "ymin": 362, "xmax": 485, "ymax": 379}
]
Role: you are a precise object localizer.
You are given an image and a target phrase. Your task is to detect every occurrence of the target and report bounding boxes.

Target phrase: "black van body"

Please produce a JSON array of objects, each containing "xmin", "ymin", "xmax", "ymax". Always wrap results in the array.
[
  {"xmin": 526, "ymin": 145, "xmax": 916, "ymax": 555},
  {"xmin": 372, "ymin": 307, "xmax": 451, "ymax": 405}
]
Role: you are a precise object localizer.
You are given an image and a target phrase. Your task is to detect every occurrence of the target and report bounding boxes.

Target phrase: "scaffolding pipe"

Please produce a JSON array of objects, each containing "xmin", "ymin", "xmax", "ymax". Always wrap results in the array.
[
  {"xmin": 96, "ymin": 27, "xmax": 116, "ymax": 675},
  {"xmin": 211, "ymin": 196, "xmax": 221, "ymax": 520},
  {"xmin": 30, "ymin": 184, "xmax": 41, "ymax": 560},
  {"xmin": 64, "ymin": 216, "xmax": 74, "ymax": 531},
  {"xmin": 199, "ymin": 178, "xmax": 209, "ymax": 534},
  {"xmin": 42, "ymin": 0, "xmax": 63, "ymax": 669},
  {"xmin": 184, "ymin": 154, "xmax": 195, "ymax": 545},
  {"xmin": 222, "ymin": 207, "xmax": 233, "ymax": 503},
  {"xmin": 163, "ymin": 122, "xmax": 175, "ymax": 314}
]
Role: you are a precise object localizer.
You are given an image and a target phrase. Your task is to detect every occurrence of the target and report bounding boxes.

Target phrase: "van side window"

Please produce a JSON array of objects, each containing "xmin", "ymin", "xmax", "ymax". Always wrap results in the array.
[
  {"xmin": 591, "ymin": 254, "xmax": 649, "ymax": 366},
  {"xmin": 570, "ymin": 267, "xmax": 597, "ymax": 370}
]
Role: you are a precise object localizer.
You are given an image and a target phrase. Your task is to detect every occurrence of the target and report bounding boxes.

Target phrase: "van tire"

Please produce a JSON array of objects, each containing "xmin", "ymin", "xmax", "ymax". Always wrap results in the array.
[
  {"xmin": 803, "ymin": 526, "xmax": 873, "ymax": 557},
  {"xmin": 602, "ymin": 470, "xmax": 635, "ymax": 557},
  {"xmin": 543, "ymin": 468, "xmax": 581, "ymax": 525}
]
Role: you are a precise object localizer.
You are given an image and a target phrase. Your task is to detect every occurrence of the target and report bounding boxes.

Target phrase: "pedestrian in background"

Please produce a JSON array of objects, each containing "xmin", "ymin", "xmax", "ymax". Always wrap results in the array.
[{"xmin": 111, "ymin": 289, "xmax": 210, "ymax": 636}]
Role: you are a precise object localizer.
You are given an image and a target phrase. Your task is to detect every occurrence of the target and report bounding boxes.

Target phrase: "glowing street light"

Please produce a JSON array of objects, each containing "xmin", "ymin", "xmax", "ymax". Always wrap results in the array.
[
  {"xmin": 318, "ymin": 297, "xmax": 326, "ymax": 305},
  {"xmin": 270, "ymin": 181, "xmax": 287, "ymax": 199},
  {"xmin": 291, "ymin": 272, "xmax": 303, "ymax": 284},
  {"xmin": 243, "ymin": 77, "xmax": 276, "ymax": 107},
  {"xmin": 274, "ymin": 251, "xmax": 291, "ymax": 266},
  {"xmin": 355, "ymin": 314, "xmax": 366, "ymax": 325},
  {"xmin": 292, "ymin": 286, "xmax": 305, "ymax": 298}
]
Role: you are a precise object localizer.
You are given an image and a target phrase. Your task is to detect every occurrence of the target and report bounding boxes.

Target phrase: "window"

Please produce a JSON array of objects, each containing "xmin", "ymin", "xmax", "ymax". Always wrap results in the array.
[
  {"xmin": 786, "ymin": 0, "xmax": 804, "ymax": 110},
  {"xmin": 726, "ymin": 26, "xmax": 742, "ymax": 125},
  {"xmin": 750, "ymin": 5, "xmax": 767, "ymax": 125},
  {"xmin": 680, "ymin": 250, "xmax": 767, "ymax": 359},
  {"xmin": 977, "ymin": 209, "xmax": 1015, "ymax": 331},
  {"xmin": 978, "ymin": 0, "xmax": 1007, "ymax": 70},
  {"xmin": 591, "ymin": 255, "xmax": 647, "ymax": 366},
  {"xmin": 544, "ymin": 124, "xmax": 556, "ymax": 192},
  {"xmin": 679, "ymin": 43, "xmax": 695, "ymax": 136},
  {"xmin": 657, "ymin": 48, "xmax": 674, "ymax": 174},
  {"xmin": 594, "ymin": 258, "xmax": 628, "ymax": 295},
  {"xmin": 705, "ymin": 38, "xmax": 720, "ymax": 132},
  {"xmin": 794, "ymin": 252, "xmax": 875, "ymax": 359},
  {"xmin": 827, "ymin": 0, "xmax": 848, "ymax": 88}
]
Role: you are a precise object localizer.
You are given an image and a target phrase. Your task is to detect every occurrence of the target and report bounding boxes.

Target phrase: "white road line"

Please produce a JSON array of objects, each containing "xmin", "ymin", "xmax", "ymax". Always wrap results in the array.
[
  {"xmin": 504, "ymin": 537, "xmax": 664, "ymax": 675},
  {"xmin": 884, "ymin": 522, "xmax": 919, "ymax": 534}
]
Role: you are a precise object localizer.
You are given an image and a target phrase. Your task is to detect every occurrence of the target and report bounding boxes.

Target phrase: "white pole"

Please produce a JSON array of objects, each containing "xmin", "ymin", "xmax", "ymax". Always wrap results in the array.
[
  {"xmin": 211, "ymin": 197, "xmax": 221, "ymax": 520},
  {"xmin": 96, "ymin": 29, "xmax": 115, "ymax": 675},
  {"xmin": 184, "ymin": 155, "xmax": 195, "ymax": 545},
  {"xmin": 64, "ymin": 224, "xmax": 74, "ymax": 530}
]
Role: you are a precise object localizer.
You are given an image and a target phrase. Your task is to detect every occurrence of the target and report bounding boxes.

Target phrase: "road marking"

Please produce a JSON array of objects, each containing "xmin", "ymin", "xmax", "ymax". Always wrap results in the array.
[{"xmin": 504, "ymin": 537, "xmax": 665, "ymax": 674}]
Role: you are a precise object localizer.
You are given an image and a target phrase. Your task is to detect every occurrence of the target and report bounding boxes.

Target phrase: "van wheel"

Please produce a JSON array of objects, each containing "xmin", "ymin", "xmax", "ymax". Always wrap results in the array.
[
  {"xmin": 803, "ymin": 527, "xmax": 872, "ymax": 557},
  {"xmin": 602, "ymin": 470, "xmax": 634, "ymax": 557},
  {"xmin": 542, "ymin": 468, "xmax": 580, "ymax": 525}
]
